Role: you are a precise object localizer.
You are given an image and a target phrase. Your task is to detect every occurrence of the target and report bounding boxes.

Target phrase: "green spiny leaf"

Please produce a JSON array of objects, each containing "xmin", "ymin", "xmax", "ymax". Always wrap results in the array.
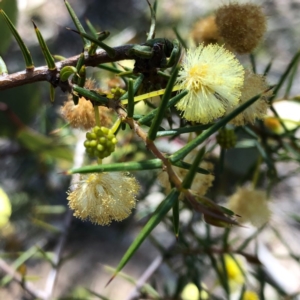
[
  {"xmin": 0, "ymin": 9, "xmax": 34, "ymax": 69},
  {"xmin": 107, "ymin": 189, "xmax": 180, "ymax": 284},
  {"xmin": 32, "ymin": 21, "xmax": 56, "ymax": 70}
]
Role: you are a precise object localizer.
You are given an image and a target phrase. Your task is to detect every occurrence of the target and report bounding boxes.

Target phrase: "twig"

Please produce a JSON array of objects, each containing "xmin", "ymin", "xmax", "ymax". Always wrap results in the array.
[
  {"xmin": 0, "ymin": 258, "xmax": 47, "ymax": 299},
  {"xmin": 44, "ymin": 131, "xmax": 86, "ymax": 299},
  {"xmin": 0, "ymin": 44, "xmax": 135, "ymax": 91},
  {"xmin": 125, "ymin": 255, "xmax": 163, "ymax": 300}
]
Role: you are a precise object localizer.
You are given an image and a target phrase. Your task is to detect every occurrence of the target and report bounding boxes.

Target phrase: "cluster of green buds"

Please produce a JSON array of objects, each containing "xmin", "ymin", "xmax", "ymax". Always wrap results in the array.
[
  {"xmin": 216, "ymin": 128, "xmax": 237, "ymax": 149},
  {"xmin": 84, "ymin": 126, "xmax": 117, "ymax": 159},
  {"xmin": 107, "ymin": 87, "xmax": 126, "ymax": 99}
]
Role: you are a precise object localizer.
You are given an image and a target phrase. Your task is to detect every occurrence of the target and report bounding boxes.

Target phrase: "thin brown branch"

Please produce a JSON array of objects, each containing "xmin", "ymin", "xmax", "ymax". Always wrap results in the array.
[
  {"xmin": 0, "ymin": 259, "xmax": 47, "ymax": 299},
  {"xmin": 0, "ymin": 44, "xmax": 135, "ymax": 91}
]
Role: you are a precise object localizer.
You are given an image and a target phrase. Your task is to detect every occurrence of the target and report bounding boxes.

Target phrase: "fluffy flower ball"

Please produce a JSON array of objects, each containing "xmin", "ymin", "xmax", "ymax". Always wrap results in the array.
[
  {"xmin": 67, "ymin": 172, "xmax": 140, "ymax": 225},
  {"xmin": 227, "ymin": 187, "xmax": 271, "ymax": 227},
  {"xmin": 215, "ymin": 3, "xmax": 267, "ymax": 54},
  {"xmin": 191, "ymin": 15, "xmax": 220, "ymax": 46},
  {"xmin": 228, "ymin": 70, "xmax": 271, "ymax": 126},
  {"xmin": 176, "ymin": 43, "xmax": 244, "ymax": 124},
  {"xmin": 60, "ymin": 79, "xmax": 111, "ymax": 130}
]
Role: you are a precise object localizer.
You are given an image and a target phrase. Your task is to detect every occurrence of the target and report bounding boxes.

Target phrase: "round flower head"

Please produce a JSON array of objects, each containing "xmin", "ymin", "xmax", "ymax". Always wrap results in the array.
[
  {"xmin": 175, "ymin": 44, "xmax": 244, "ymax": 124},
  {"xmin": 67, "ymin": 172, "xmax": 140, "ymax": 225},
  {"xmin": 227, "ymin": 187, "xmax": 271, "ymax": 227},
  {"xmin": 191, "ymin": 15, "xmax": 220, "ymax": 46},
  {"xmin": 159, "ymin": 152, "xmax": 214, "ymax": 199},
  {"xmin": 228, "ymin": 70, "xmax": 271, "ymax": 126},
  {"xmin": 242, "ymin": 291, "xmax": 259, "ymax": 300},
  {"xmin": 215, "ymin": 3, "xmax": 267, "ymax": 54},
  {"xmin": 60, "ymin": 79, "xmax": 111, "ymax": 130}
]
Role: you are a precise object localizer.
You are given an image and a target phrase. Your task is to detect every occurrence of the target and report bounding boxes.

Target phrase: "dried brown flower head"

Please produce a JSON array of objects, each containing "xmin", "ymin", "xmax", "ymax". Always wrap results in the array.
[
  {"xmin": 191, "ymin": 15, "xmax": 220, "ymax": 46},
  {"xmin": 67, "ymin": 172, "xmax": 140, "ymax": 225},
  {"xmin": 60, "ymin": 79, "xmax": 112, "ymax": 130},
  {"xmin": 215, "ymin": 3, "xmax": 267, "ymax": 54}
]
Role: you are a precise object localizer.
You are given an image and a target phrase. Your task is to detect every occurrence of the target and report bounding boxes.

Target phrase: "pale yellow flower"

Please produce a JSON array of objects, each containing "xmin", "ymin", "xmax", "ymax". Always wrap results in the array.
[
  {"xmin": 0, "ymin": 187, "xmax": 12, "ymax": 229},
  {"xmin": 175, "ymin": 43, "xmax": 244, "ymax": 124},
  {"xmin": 227, "ymin": 187, "xmax": 271, "ymax": 227},
  {"xmin": 242, "ymin": 290, "xmax": 259, "ymax": 300},
  {"xmin": 67, "ymin": 172, "xmax": 140, "ymax": 225},
  {"xmin": 229, "ymin": 70, "xmax": 271, "ymax": 126},
  {"xmin": 218, "ymin": 254, "xmax": 246, "ymax": 292},
  {"xmin": 181, "ymin": 282, "xmax": 209, "ymax": 300}
]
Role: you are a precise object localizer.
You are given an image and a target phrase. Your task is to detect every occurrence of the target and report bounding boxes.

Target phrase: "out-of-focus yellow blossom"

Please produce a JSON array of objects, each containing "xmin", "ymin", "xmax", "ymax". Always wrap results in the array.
[
  {"xmin": 67, "ymin": 172, "xmax": 140, "ymax": 225},
  {"xmin": 175, "ymin": 43, "xmax": 244, "ymax": 124},
  {"xmin": 223, "ymin": 254, "xmax": 245, "ymax": 285},
  {"xmin": 227, "ymin": 187, "xmax": 271, "ymax": 227},
  {"xmin": 242, "ymin": 290, "xmax": 259, "ymax": 300},
  {"xmin": 181, "ymin": 282, "xmax": 209, "ymax": 300},
  {"xmin": 0, "ymin": 187, "xmax": 12, "ymax": 229},
  {"xmin": 264, "ymin": 100, "xmax": 300, "ymax": 134}
]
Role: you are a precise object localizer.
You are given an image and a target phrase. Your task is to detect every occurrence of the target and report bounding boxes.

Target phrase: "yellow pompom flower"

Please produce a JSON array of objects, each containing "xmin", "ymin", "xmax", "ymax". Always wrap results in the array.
[
  {"xmin": 227, "ymin": 187, "xmax": 271, "ymax": 227},
  {"xmin": 219, "ymin": 254, "xmax": 246, "ymax": 292},
  {"xmin": 176, "ymin": 44, "xmax": 244, "ymax": 124},
  {"xmin": 243, "ymin": 290, "xmax": 259, "ymax": 300},
  {"xmin": 0, "ymin": 187, "xmax": 12, "ymax": 229},
  {"xmin": 67, "ymin": 172, "xmax": 140, "ymax": 225},
  {"xmin": 181, "ymin": 283, "xmax": 209, "ymax": 300}
]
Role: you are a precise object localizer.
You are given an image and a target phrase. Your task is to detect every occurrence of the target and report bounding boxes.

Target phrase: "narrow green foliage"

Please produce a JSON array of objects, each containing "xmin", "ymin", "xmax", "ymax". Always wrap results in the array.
[
  {"xmin": 138, "ymin": 90, "xmax": 188, "ymax": 125},
  {"xmin": 77, "ymin": 65, "xmax": 86, "ymax": 87},
  {"xmin": 72, "ymin": 85, "xmax": 108, "ymax": 105},
  {"xmin": 173, "ymin": 26, "xmax": 188, "ymax": 49},
  {"xmin": 263, "ymin": 58, "xmax": 273, "ymax": 76},
  {"xmin": 0, "ymin": 56, "xmax": 8, "ymax": 75},
  {"xmin": 172, "ymin": 160, "xmax": 210, "ymax": 175},
  {"xmin": 270, "ymin": 49, "xmax": 300, "ymax": 101},
  {"xmin": 69, "ymin": 158, "xmax": 163, "ymax": 174},
  {"xmin": 68, "ymin": 28, "xmax": 116, "ymax": 58},
  {"xmin": 147, "ymin": 66, "xmax": 179, "ymax": 140},
  {"xmin": 88, "ymin": 31, "xmax": 111, "ymax": 56},
  {"xmin": 156, "ymin": 123, "xmax": 210, "ymax": 137},
  {"xmin": 170, "ymin": 92, "xmax": 267, "ymax": 163},
  {"xmin": 64, "ymin": 0, "xmax": 91, "ymax": 48},
  {"xmin": 172, "ymin": 197, "xmax": 180, "ymax": 238},
  {"xmin": 181, "ymin": 147, "xmax": 206, "ymax": 189},
  {"xmin": 127, "ymin": 79, "xmax": 134, "ymax": 118},
  {"xmin": 1, "ymin": 242, "xmax": 45, "ymax": 286},
  {"xmin": 284, "ymin": 55, "xmax": 300, "ymax": 98},
  {"xmin": 120, "ymin": 74, "xmax": 144, "ymax": 100},
  {"xmin": 250, "ymin": 53, "xmax": 257, "ymax": 73},
  {"xmin": 85, "ymin": 19, "xmax": 98, "ymax": 38},
  {"xmin": 0, "ymin": 9, "xmax": 34, "ymax": 69},
  {"xmin": 146, "ymin": 0, "xmax": 157, "ymax": 40},
  {"xmin": 32, "ymin": 21, "xmax": 56, "ymax": 70},
  {"xmin": 49, "ymin": 84, "xmax": 55, "ymax": 103},
  {"xmin": 109, "ymin": 189, "xmax": 180, "ymax": 281}
]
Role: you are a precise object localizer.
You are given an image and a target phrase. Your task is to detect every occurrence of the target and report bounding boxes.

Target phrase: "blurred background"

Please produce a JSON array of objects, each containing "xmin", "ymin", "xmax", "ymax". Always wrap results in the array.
[{"xmin": 1, "ymin": 0, "xmax": 300, "ymax": 299}]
